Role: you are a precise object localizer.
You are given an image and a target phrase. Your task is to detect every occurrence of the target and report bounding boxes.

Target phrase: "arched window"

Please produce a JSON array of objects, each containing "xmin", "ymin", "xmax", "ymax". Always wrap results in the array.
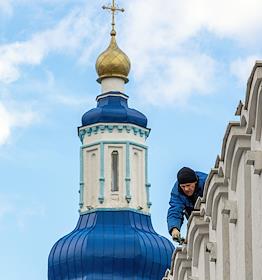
[{"xmin": 111, "ymin": 151, "xmax": 119, "ymax": 192}]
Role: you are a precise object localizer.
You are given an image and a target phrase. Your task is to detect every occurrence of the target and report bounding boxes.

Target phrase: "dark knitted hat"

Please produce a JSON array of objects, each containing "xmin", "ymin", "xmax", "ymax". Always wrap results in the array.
[{"xmin": 177, "ymin": 167, "xmax": 197, "ymax": 184}]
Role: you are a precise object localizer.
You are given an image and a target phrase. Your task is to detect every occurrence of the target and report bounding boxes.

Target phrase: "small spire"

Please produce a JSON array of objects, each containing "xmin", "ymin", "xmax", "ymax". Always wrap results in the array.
[
  {"xmin": 96, "ymin": 0, "xmax": 130, "ymax": 84},
  {"xmin": 102, "ymin": 0, "xmax": 124, "ymax": 36}
]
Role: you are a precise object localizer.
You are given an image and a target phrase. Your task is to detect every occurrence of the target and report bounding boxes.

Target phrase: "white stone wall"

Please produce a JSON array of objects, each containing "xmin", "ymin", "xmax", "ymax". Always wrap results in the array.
[{"xmin": 163, "ymin": 61, "xmax": 262, "ymax": 280}]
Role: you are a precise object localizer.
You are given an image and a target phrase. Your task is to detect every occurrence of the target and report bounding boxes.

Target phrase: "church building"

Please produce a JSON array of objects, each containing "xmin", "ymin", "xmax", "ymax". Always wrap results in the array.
[
  {"xmin": 48, "ymin": 1, "xmax": 174, "ymax": 279},
  {"xmin": 162, "ymin": 62, "xmax": 262, "ymax": 280}
]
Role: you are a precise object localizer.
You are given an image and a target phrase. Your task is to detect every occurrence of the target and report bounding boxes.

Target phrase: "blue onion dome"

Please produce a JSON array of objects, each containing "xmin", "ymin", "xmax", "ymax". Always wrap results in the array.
[
  {"xmin": 48, "ymin": 210, "xmax": 174, "ymax": 280},
  {"xmin": 81, "ymin": 92, "xmax": 148, "ymax": 128}
]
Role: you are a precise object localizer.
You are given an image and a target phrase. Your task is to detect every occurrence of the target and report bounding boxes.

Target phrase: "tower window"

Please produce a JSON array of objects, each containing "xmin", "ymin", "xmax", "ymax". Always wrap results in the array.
[{"xmin": 111, "ymin": 151, "xmax": 119, "ymax": 192}]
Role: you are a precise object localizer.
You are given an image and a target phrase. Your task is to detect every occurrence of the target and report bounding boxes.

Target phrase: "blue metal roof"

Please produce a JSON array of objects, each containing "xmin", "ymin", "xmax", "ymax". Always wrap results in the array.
[
  {"xmin": 81, "ymin": 92, "xmax": 148, "ymax": 128},
  {"xmin": 48, "ymin": 210, "xmax": 174, "ymax": 279}
]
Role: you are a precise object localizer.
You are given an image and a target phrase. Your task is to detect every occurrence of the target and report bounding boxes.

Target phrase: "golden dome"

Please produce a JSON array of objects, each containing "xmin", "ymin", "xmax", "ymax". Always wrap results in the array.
[{"xmin": 96, "ymin": 31, "xmax": 131, "ymax": 83}]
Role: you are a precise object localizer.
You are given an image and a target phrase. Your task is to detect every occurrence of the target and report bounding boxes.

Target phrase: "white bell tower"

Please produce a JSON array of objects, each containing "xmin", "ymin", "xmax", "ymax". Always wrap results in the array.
[{"xmin": 78, "ymin": 1, "xmax": 151, "ymax": 214}]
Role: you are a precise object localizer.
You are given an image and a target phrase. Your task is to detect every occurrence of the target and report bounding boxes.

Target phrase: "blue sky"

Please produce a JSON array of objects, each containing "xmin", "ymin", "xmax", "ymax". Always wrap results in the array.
[{"xmin": 0, "ymin": 0, "xmax": 261, "ymax": 279}]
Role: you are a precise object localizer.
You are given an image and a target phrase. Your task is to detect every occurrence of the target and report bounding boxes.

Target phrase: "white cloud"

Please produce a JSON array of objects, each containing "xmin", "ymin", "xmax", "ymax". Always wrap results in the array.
[
  {"xmin": 135, "ymin": 54, "xmax": 216, "ymax": 106},
  {"xmin": 0, "ymin": 0, "xmax": 12, "ymax": 16},
  {"xmin": 119, "ymin": 0, "xmax": 262, "ymax": 105},
  {"xmin": 124, "ymin": 0, "xmax": 262, "ymax": 49},
  {"xmin": 0, "ymin": 101, "xmax": 37, "ymax": 145},
  {"xmin": 230, "ymin": 56, "xmax": 261, "ymax": 86},
  {"xmin": 1, "ymin": 0, "xmax": 261, "ymax": 106},
  {"xmin": 0, "ymin": 103, "xmax": 11, "ymax": 145},
  {"xmin": 0, "ymin": 2, "xmax": 102, "ymax": 83}
]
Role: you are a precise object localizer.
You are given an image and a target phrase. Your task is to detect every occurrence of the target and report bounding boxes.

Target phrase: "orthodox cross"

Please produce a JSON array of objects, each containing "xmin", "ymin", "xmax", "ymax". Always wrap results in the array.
[{"xmin": 102, "ymin": 0, "xmax": 124, "ymax": 34}]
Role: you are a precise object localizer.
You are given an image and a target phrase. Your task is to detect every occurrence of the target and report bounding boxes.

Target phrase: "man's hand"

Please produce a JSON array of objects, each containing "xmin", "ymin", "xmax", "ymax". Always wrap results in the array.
[{"xmin": 171, "ymin": 228, "xmax": 180, "ymax": 241}]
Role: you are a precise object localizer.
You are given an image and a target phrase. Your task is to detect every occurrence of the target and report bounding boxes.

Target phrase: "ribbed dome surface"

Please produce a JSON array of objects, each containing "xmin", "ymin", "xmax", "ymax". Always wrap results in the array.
[
  {"xmin": 81, "ymin": 93, "xmax": 147, "ymax": 128},
  {"xmin": 96, "ymin": 35, "xmax": 130, "ymax": 83},
  {"xmin": 48, "ymin": 210, "xmax": 174, "ymax": 280}
]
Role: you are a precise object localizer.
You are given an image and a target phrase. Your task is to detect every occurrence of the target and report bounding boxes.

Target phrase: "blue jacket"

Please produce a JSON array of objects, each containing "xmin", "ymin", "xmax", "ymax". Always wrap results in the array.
[{"xmin": 167, "ymin": 171, "xmax": 208, "ymax": 234}]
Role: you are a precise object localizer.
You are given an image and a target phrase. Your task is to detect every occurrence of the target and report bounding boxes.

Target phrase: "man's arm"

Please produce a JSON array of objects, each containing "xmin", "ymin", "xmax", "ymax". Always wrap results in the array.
[{"xmin": 167, "ymin": 189, "xmax": 185, "ymax": 235}]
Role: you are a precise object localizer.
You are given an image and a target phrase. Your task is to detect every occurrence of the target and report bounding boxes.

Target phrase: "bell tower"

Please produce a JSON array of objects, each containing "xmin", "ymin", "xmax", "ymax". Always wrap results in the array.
[
  {"xmin": 48, "ymin": 2, "xmax": 174, "ymax": 279},
  {"xmin": 78, "ymin": 0, "xmax": 151, "ymax": 213}
]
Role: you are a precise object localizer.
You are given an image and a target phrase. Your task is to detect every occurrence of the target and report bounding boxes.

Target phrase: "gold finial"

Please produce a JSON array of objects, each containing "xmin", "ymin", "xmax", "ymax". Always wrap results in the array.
[
  {"xmin": 96, "ymin": 0, "xmax": 130, "ymax": 84},
  {"xmin": 102, "ymin": 0, "xmax": 124, "ymax": 35}
]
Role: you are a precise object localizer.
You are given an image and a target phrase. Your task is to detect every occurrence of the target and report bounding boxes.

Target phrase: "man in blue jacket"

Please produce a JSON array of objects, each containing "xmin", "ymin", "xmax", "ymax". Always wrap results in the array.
[{"xmin": 167, "ymin": 167, "xmax": 208, "ymax": 241}]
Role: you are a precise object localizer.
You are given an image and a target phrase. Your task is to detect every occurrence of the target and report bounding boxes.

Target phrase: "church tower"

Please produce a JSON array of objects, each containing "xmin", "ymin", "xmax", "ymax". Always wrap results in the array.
[{"xmin": 48, "ymin": 2, "xmax": 174, "ymax": 279}]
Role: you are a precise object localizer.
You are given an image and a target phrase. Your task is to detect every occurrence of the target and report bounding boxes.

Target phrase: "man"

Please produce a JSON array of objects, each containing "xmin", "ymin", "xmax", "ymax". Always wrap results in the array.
[{"xmin": 167, "ymin": 167, "xmax": 207, "ymax": 241}]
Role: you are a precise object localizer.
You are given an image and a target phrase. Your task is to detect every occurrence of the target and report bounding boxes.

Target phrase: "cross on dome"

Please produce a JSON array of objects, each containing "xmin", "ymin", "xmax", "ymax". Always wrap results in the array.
[
  {"xmin": 96, "ymin": 0, "xmax": 130, "ymax": 84},
  {"xmin": 102, "ymin": 0, "xmax": 124, "ymax": 35}
]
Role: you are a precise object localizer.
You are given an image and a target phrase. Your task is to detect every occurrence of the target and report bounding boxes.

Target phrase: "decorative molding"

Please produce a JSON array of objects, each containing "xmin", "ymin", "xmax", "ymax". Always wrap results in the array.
[
  {"xmin": 235, "ymin": 100, "xmax": 244, "ymax": 116},
  {"xmin": 79, "ymin": 123, "xmax": 150, "ymax": 142},
  {"xmin": 221, "ymin": 122, "xmax": 240, "ymax": 161},
  {"xmin": 82, "ymin": 140, "xmax": 148, "ymax": 150},
  {"xmin": 125, "ymin": 142, "xmax": 131, "ymax": 202},
  {"xmin": 206, "ymin": 242, "xmax": 217, "ymax": 262},
  {"xmin": 146, "ymin": 184, "xmax": 152, "ymax": 208},
  {"xmin": 245, "ymin": 66, "xmax": 262, "ymax": 134},
  {"xmin": 211, "ymin": 186, "xmax": 228, "ymax": 230},
  {"xmin": 79, "ymin": 207, "xmax": 151, "ymax": 216},
  {"xmin": 202, "ymin": 168, "xmax": 218, "ymax": 200},
  {"xmin": 145, "ymin": 148, "xmax": 152, "ymax": 208},
  {"xmin": 255, "ymin": 86, "xmax": 262, "ymax": 141},
  {"xmin": 244, "ymin": 61, "xmax": 262, "ymax": 110},
  {"xmin": 96, "ymin": 91, "xmax": 128, "ymax": 101},
  {"xmin": 99, "ymin": 143, "xmax": 105, "ymax": 203},
  {"xmin": 79, "ymin": 148, "xmax": 84, "ymax": 208},
  {"xmin": 173, "ymin": 247, "xmax": 191, "ymax": 280},
  {"xmin": 191, "ymin": 227, "xmax": 209, "ymax": 267},
  {"xmin": 221, "ymin": 200, "xmax": 238, "ymax": 224},
  {"xmin": 187, "ymin": 214, "xmax": 209, "ymax": 260},
  {"xmin": 81, "ymin": 140, "xmax": 149, "ymax": 210},
  {"xmin": 229, "ymin": 135, "xmax": 251, "ymax": 191},
  {"xmin": 246, "ymin": 150, "xmax": 262, "ymax": 175},
  {"xmin": 205, "ymin": 176, "xmax": 225, "ymax": 217},
  {"xmin": 165, "ymin": 62, "xmax": 262, "ymax": 280},
  {"xmin": 223, "ymin": 132, "xmax": 251, "ymax": 182}
]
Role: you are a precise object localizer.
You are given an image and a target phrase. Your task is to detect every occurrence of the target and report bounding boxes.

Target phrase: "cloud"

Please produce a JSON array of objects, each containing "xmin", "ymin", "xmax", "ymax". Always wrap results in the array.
[
  {"xmin": 1, "ymin": 0, "xmax": 261, "ymax": 107},
  {"xmin": 119, "ymin": 0, "xmax": 262, "ymax": 105},
  {"xmin": 0, "ymin": 0, "xmax": 12, "ymax": 16},
  {"xmin": 0, "ymin": 103, "xmax": 11, "ymax": 145},
  {"xmin": 0, "ymin": 2, "xmax": 103, "ymax": 83},
  {"xmin": 124, "ymin": 0, "xmax": 262, "ymax": 49},
  {"xmin": 0, "ymin": 101, "xmax": 37, "ymax": 145},
  {"xmin": 230, "ymin": 56, "xmax": 261, "ymax": 86},
  {"xmin": 135, "ymin": 54, "xmax": 216, "ymax": 106}
]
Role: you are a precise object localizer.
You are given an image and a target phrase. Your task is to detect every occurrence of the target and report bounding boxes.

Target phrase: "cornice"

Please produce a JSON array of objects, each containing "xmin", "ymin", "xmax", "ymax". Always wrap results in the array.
[{"xmin": 78, "ymin": 123, "xmax": 150, "ymax": 143}]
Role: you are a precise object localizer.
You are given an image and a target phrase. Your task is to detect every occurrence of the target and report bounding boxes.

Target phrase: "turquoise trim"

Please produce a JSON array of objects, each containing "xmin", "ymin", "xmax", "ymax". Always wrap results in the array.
[
  {"xmin": 80, "ymin": 141, "xmax": 151, "ymax": 208},
  {"xmin": 82, "ymin": 141, "xmax": 147, "ymax": 150},
  {"xmin": 79, "ymin": 130, "xmax": 85, "ymax": 144},
  {"xmin": 79, "ymin": 148, "xmax": 84, "ymax": 208},
  {"xmin": 99, "ymin": 143, "xmax": 105, "ymax": 203},
  {"xmin": 125, "ymin": 142, "xmax": 131, "ymax": 203},
  {"xmin": 78, "ymin": 124, "xmax": 150, "ymax": 141},
  {"xmin": 80, "ymin": 207, "xmax": 151, "ymax": 216},
  {"xmin": 145, "ymin": 148, "xmax": 152, "ymax": 208}
]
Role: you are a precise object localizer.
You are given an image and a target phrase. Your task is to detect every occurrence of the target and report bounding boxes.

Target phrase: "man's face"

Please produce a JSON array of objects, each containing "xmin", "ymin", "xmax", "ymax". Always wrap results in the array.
[{"xmin": 180, "ymin": 181, "xmax": 197, "ymax": 196}]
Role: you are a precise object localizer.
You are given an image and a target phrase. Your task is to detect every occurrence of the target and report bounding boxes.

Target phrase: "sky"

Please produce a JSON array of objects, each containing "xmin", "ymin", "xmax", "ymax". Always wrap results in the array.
[{"xmin": 0, "ymin": 0, "xmax": 261, "ymax": 279}]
